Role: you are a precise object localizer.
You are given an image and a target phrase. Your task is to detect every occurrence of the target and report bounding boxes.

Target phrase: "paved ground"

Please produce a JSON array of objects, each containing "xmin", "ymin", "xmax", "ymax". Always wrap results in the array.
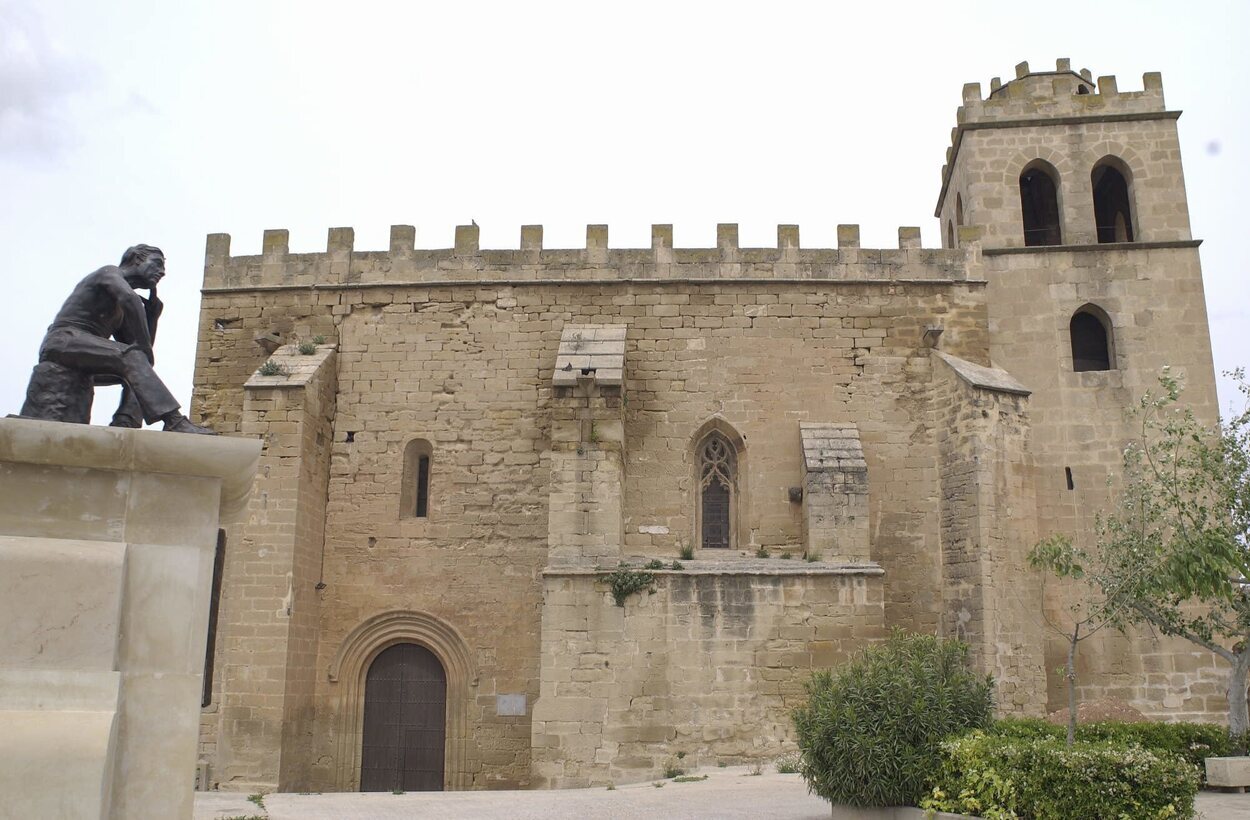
[{"xmin": 194, "ymin": 766, "xmax": 1250, "ymax": 820}]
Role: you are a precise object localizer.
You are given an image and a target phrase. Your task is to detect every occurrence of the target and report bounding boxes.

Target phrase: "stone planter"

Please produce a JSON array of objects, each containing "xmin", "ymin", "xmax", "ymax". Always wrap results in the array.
[
  {"xmin": 1206, "ymin": 756, "xmax": 1250, "ymax": 789},
  {"xmin": 830, "ymin": 806, "xmax": 971, "ymax": 819}
]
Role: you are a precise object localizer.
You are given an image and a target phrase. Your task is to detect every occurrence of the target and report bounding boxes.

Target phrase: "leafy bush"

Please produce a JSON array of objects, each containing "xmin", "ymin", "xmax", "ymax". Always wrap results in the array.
[
  {"xmin": 923, "ymin": 732, "xmax": 1200, "ymax": 820},
  {"xmin": 991, "ymin": 717, "xmax": 1231, "ymax": 776},
  {"xmin": 791, "ymin": 630, "xmax": 993, "ymax": 807}
]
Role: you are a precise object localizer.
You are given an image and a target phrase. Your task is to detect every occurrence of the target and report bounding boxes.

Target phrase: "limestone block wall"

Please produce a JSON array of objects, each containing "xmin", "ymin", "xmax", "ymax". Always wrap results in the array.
[
  {"xmin": 983, "ymin": 244, "xmax": 1223, "ymax": 718},
  {"xmin": 203, "ymin": 345, "xmax": 336, "ymax": 791},
  {"xmin": 530, "ymin": 566, "xmax": 885, "ymax": 787},
  {"xmin": 932, "ymin": 353, "xmax": 1045, "ymax": 715},
  {"xmin": 192, "ymin": 226, "xmax": 987, "ymax": 790}
]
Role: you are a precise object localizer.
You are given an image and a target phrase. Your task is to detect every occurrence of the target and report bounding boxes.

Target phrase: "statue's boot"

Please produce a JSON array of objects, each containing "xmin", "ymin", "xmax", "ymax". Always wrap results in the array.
[{"xmin": 162, "ymin": 412, "xmax": 216, "ymax": 435}]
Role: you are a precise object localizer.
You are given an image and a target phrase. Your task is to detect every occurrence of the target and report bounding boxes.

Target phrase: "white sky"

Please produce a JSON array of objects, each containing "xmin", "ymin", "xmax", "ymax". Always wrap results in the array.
[{"xmin": 1, "ymin": 0, "xmax": 1246, "ymax": 422}]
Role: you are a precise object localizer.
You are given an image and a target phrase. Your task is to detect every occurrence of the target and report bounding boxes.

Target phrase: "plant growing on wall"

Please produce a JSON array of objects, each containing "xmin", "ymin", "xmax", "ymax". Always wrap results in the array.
[
  {"xmin": 603, "ymin": 564, "xmax": 656, "ymax": 607},
  {"xmin": 1040, "ymin": 370, "xmax": 1250, "ymax": 747}
]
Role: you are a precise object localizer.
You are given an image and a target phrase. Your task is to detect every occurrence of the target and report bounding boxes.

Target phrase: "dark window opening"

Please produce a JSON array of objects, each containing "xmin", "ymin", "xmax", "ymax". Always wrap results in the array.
[
  {"xmin": 402, "ymin": 439, "xmax": 433, "ymax": 520},
  {"xmin": 1070, "ymin": 310, "xmax": 1113, "ymax": 371},
  {"xmin": 1092, "ymin": 162, "xmax": 1134, "ymax": 243},
  {"xmin": 699, "ymin": 433, "xmax": 736, "ymax": 549},
  {"xmin": 956, "ymin": 193, "xmax": 965, "ymax": 227},
  {"xmin": 1076, "ymin": 85, "xmax": 1090, "ymax": 95},
  {"xmin": 946, "ymin": 221, "xmax": 955, "ymax": 250},
  {"xmin": 416, "ymin": 455, "xmax": 430, "ymax": 518},
  {"xmin": 1065, "ymin": 467, "xmax": 1075, "ymax": 490},
  {"xmin": 1020, "ymin": 164, "xmax": 1062, "ymax": 246},
  {"xmin": 202, "ymin": 529, "xmax": 227, "ymax": 708}
]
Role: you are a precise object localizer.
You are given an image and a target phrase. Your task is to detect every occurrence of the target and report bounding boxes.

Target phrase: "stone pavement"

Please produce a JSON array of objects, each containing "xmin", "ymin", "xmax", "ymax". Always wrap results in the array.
[{"xmin": 193, "ymin": 766, "xmax": 1250, "ymax": 820}]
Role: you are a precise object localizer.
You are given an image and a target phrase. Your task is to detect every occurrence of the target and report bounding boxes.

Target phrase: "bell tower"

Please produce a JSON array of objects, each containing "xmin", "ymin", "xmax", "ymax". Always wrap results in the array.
[{"xmin": 935, "ymin": 59, "xmax": 1222, "ymax": 718}]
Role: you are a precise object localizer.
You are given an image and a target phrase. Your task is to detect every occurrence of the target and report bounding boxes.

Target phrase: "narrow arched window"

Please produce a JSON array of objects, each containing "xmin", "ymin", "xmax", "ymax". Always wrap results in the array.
[
  {"xmin": 1070, "ymin": 306, "xmax": 1114, "ymax": 372},
  {"xmin": 1020, "ymin": 162, "xmax": 1062, "ymax": 246},
  {"xmin": 946, "ymin": 221, "xmax": 955, "ymax": 250},
  {"xmin": 699, "ymin": 433, "xmax": 736, "ymax": 549},
  {"xmin": 401, "ymin": 439, "xmax": 433, "ymax": 518},
  {"xmin": 956, "ymin": 193, "xmax": 965, "ymax": 228},
  {"xmin": 1092, "ymin": 159, "xmax": 1135, "ymax": 243}
]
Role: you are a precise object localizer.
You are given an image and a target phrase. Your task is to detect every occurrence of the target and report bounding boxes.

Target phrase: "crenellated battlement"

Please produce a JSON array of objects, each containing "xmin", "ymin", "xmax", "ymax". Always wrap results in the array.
[
  {"xmin": 202, "ymin": 223, "xmax": 977, "ymax": 291},
  {"xmin": 956, "ymin": 58, "xmax": 1168, "ymax": 126},
  {"xmin": 935, "ymin": 59, "xmax": 1179, "ymax": 217}
]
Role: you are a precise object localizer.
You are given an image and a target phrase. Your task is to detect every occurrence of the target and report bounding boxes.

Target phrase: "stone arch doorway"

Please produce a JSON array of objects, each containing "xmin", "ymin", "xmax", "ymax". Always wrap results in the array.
[
  {"xmin": 360, "ymin": 643, "xmax": 447, "ymax": 791},
  {"xmin": 329, "ymin": 610, "xmax": 476, "ymax": 791}
]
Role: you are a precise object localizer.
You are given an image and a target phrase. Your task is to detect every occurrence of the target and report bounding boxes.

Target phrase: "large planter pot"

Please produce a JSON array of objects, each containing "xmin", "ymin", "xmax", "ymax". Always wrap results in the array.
[
  {"xmin": 830, "ymin": 807, "xmax": 972, "ymax": 819},
  {"xmin": 1206, "ymin": 756, "xmax": 1250, "ymax": 789}
]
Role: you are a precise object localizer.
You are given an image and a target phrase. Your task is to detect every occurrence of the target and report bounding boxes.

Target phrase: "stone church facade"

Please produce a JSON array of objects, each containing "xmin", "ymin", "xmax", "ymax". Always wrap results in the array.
[{"xmin": 191, "ymin": 60, "xmax": 1224, "ymax": 792}]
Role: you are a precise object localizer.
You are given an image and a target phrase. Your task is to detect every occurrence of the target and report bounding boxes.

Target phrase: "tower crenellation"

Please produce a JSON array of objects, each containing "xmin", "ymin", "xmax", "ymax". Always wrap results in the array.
[
  {"xmin": 955, "ymin": 58, "xmax": 1167, "ymax": 127},
  {"xmin": 937, "ymin": 58, "xmax": 1187, "ymax": 250}
]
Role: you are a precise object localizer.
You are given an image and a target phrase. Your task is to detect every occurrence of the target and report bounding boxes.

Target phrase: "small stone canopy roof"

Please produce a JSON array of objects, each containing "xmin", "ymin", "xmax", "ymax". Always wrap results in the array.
[
  {"xmin": 799, "ymin": 422, "xmax": 867, "ymax": 473},
  {"xmin": 933, "ymin": 351, "xmax": 1030, "ymax": 396},
  {"xmin": 553, "ymin": 325, "xmax": 626, "ymax": 387}
]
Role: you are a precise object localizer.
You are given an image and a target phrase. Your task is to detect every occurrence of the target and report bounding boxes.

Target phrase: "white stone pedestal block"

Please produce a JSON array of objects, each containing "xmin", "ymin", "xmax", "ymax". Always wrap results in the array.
[
  {"xmin": 1206, "ymin": 755, "xmax": 1250, "ymax": 788},
  {"xmin": 0, "ymin": 419, "xmax": 259, "ymax": 820}
]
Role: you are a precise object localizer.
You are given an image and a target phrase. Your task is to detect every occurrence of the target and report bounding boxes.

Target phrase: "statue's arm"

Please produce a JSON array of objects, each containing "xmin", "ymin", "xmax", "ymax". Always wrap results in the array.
[{"xmin": 104, "ymin": 275, "xmax": 155, "ymax": 362}]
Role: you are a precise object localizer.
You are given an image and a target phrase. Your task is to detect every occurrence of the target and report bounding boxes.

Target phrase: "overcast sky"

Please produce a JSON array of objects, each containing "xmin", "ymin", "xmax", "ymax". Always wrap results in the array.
[{"xmin": 1, "ymin": 0, "xmax": 1246, "ymax": 423}]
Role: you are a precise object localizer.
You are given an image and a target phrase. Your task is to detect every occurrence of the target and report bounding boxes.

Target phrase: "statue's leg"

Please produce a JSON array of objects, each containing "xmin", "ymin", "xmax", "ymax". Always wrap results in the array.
[
  {"xmin": 41, "ymin": 329, "xmax": 180, "ymax": 425},
  {"xmin": 110, "ymin": 386, "xmax": 143, "ymax": 428},
  {"xmin": 115, "ymin": 348, "xmax": 180, "ymax": 424}
]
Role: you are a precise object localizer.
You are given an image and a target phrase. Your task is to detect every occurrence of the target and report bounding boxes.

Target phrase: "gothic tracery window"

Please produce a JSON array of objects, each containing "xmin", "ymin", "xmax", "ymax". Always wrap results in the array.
[{"xmin": 699, "ymin": 433, "xmax": 736, "ymax": 549}]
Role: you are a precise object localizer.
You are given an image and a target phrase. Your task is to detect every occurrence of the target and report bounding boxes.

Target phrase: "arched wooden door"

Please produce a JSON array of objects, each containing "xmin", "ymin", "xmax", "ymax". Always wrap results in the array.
[{"xmin": 360, "ymin": 642, "xmax": 447, "ymax": 791}]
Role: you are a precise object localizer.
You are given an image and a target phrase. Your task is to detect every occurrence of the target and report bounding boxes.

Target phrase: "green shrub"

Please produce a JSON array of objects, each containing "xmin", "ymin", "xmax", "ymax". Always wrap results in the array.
[
  {"xmin": 1078, "ymin": 721, "xmax": 1231, "ymax": 773},
  {"xmin": 923, "ymin": 732, "xmax": 1200, "ymax": 820},
  {"xmin": 791, "ymin": 630, "xmax": 993, "ymax": 808},
  {"xmin": 990, "ymin": 717, "xmax": 1231, "ymax": 777},
  {"xmin": 603, "ymin": 564, "xmax": 655, "ymax": 607}
]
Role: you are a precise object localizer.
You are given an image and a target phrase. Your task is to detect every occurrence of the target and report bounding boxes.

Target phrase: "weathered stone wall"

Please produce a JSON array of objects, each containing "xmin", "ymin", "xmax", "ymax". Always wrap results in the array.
[
  {"xmin": 203, "ymin": 346, "xmax": 335, "ymax": 791},
  {"xmin": 531, "ymin": 567, "xmax": 885, "ymax": 787},
  {"xmin": 932, "ymin": 353, "xmax": 1045, "ymax": 714},
  {"xmin": 193, "ymin": 230, "xmax": 989, "ymax": 790}
]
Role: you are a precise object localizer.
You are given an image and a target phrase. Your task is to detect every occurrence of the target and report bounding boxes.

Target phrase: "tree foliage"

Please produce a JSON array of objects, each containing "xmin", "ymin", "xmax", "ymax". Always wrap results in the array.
[{"xmin": 1041, "ymin": 369, "xmax": 1250, "ymax": 741}]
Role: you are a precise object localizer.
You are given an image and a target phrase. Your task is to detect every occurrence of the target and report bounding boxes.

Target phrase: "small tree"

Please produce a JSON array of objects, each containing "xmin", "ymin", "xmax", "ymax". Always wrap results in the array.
[
  {"xmin": 1055, "ymin": 370, "xmax": 1250, "ymax": 746},
  {"xmin": 1028, "ymin": 534, "xmax": 1131, "ymax": 745}
]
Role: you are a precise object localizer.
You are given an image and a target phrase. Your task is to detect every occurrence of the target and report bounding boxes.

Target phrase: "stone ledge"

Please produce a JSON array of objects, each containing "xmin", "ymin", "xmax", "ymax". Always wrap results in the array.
[
  {"xmin": 983, "ymin": 239, "xmax": 1202, "ymax": 256},
  {"xmin": 544, "ymin": 560, "xmax": 884, "ymax": 577},
  {"xmin": 934, "ymin": 351, "xmax": 1030, "ymax": 396},
  {"xmin": 0, "ymin": 417, "xmax": 261, "ymax": 520}
]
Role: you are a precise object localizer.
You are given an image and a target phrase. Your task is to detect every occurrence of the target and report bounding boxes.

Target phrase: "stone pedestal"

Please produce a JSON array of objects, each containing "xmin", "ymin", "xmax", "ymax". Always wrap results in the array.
[{"xmin": 0, "ymin": 418, "xmax": 259, "ymax": 820}]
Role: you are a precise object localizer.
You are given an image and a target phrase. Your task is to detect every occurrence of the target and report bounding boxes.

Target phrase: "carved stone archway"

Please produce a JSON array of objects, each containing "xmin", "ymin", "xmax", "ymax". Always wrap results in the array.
[{"xmin": 328, "ymin": 610, "xmax": 477, "ymax": 791}]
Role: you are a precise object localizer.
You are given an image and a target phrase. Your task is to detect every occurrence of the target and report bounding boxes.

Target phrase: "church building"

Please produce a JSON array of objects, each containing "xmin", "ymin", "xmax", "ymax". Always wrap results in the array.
[{"xmin": 190, "ymin": 59, "xmax": 1223, "ymax": 793}]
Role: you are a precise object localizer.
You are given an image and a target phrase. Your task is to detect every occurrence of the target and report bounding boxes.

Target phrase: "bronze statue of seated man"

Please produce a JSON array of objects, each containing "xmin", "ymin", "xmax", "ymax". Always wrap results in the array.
[{"xmin": 20, "ymin": 244, "xmax": 214, "ymax": 434}]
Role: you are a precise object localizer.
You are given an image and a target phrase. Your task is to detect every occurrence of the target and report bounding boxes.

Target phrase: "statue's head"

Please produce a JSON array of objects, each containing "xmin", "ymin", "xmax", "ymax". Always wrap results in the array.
[
  {"xmin": 120, "ymin": 244, "xmax": 165, "ymax": 288},
  {"xmin": 120, "ymin": 244, "xmax": 164, "ymax": 268}
]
